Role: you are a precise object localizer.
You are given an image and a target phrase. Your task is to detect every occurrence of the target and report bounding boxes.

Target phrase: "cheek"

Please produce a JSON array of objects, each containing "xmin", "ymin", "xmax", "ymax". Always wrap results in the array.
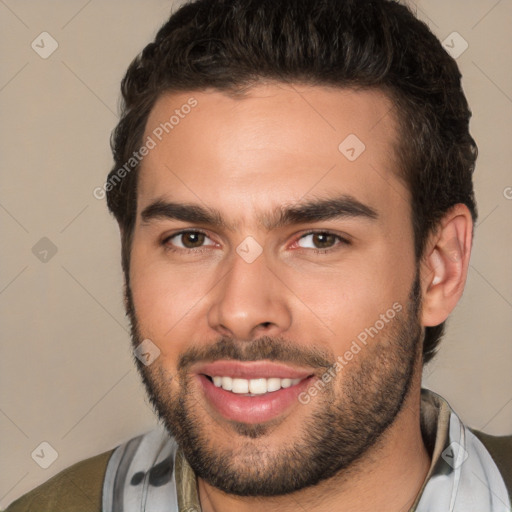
[
  {"xmin": 129, "ymin": 249, "xmax": 214, "ymax": 358},
  {"xmin": 273, "ymin": 262, "xmax": 395, "ymax": 353},
  {"xmin": 288, "ymin": 252, "xmax": 412, "ymax": 356}
]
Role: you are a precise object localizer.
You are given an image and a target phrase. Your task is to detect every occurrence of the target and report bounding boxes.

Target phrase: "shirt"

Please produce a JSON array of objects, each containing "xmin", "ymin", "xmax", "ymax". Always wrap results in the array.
[{"xmin": 4, "ymin": 388, "xmax": 512, "ymax": 511}]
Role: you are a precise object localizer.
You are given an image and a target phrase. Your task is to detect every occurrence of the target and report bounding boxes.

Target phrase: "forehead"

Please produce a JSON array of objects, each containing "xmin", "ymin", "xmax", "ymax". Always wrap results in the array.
[{"xmin": 137, "ymin": 83, "xmax": 409, "ymax": 225}]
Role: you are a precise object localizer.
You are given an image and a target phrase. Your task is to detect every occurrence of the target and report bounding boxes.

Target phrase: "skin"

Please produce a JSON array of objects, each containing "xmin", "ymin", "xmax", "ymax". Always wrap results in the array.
[{"xmin": 126, "ymin": 83, "xmax": 473, "ymax": 512}]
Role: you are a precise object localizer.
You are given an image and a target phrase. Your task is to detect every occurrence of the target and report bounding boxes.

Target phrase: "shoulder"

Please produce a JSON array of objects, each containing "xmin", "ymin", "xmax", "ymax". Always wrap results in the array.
[
  {"xmin": 470, "ymin": 428, "xmax": 512, "ymax": 497},
  {"xmin": 3, "ymin": 449, "xmax": 114, "ymax": 512},
  {"xmin": 471, "ymin": 428, "xmax": 512, "ymax": 460}
]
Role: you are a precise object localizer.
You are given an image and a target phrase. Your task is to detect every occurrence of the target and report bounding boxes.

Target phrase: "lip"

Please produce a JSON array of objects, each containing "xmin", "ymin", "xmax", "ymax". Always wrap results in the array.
[
  {"xmin": 194, "ymin": 360, "xmax": 314, "ymax": 380},
  {"xmin": 195, "ymin": 361, "xmax": 316, "ymax": 424}
]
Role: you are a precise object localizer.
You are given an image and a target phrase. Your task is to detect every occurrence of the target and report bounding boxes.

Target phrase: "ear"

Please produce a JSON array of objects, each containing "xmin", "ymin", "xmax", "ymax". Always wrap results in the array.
[{"xmin": 420, "ymin": 204, "xmax": 473, "ymax": 327}]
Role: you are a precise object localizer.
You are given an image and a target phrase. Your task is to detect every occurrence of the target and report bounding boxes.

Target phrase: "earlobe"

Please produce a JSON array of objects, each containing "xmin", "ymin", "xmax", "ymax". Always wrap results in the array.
[{"xmin": 420, "ymin": 204, "xmax": 473, "ymax": 327}]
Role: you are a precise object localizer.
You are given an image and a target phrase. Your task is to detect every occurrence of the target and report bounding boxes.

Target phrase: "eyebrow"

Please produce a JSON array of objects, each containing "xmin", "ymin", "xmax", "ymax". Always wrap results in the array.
[{"xmin": 140, "ymin": 194, "xmax": 379, "ymax": 231}]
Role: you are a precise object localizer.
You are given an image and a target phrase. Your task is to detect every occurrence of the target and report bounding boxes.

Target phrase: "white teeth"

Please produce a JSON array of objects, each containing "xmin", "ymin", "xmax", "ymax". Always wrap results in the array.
[
  {"xmin": 221, "ymin": 376, "xmax": 233, "ymax": 391},
  {"xmin": 281, "ymin": 378, "xmax": 292, "ymax": 389},
  {"xmin": 231, "ymin": 378, "xmax": 249, "ymax": 394},
  {"xmin": 266, "ymin": 377, "xmax": 282, "ymax": 392},
  {"xmin": 210, "ymin": 376, "xmax": 301, "ymax": 394},
  {"xmin": 249, "ymin": 378, "xmax": 267, "ymax": 395}
]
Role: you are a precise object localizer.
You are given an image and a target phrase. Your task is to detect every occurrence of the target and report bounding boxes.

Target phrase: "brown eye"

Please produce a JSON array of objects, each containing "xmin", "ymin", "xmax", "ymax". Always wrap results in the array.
[
  {"xmin": 314, "ymin": 233, "xmax": 336, "ymax": 249},
  {"xmin": 297, "ymin": 232, "xmax": 344, "ymax": 250},
  {"xmin": 180, "ymin": 232, "xmax": 206, "ymax": 248},
  {"xmin": 164, "ymin": 230, "xmax": 215, "ymax": 251}
]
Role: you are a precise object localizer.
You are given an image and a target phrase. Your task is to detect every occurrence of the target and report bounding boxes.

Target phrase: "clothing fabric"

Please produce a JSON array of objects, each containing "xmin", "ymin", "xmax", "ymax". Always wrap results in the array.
[
  {"xmin": 4, "ymin": 388, "xmax": 512, "ymax": 511},
  {"xmin": 100, "ymin": 388, "xmax": 511, "ymax": 512},
  {"xmin": 2, "ymin": 450, "xmax": 112, "ymax": 511},
  {"xmin": 413, "ymin": 391, "xmax": 510, "ymax": 511}
]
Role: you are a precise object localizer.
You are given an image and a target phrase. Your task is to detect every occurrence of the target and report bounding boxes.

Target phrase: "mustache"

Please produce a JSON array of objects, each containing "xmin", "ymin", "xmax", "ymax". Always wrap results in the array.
[{"xmin": 177, "ymin": 335, "xmax": 334, "ymax": 373}]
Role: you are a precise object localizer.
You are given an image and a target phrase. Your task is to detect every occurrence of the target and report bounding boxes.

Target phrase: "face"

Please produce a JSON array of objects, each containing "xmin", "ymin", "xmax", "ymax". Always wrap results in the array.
[{"xmin": 126, "ymin": 83, "xmax": 422, "ymax": 496}]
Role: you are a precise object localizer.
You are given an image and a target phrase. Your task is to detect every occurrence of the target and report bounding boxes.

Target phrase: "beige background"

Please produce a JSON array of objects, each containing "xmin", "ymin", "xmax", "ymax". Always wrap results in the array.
[{"xmin": 0, "ymin": 0, "xmax": 511, "ymax": 507}]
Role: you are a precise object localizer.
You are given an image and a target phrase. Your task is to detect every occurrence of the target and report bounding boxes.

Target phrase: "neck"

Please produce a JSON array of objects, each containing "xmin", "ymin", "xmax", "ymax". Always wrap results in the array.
[{"xmin": 197, "ymin": 376, "xmax": 431, "ymax": 512}]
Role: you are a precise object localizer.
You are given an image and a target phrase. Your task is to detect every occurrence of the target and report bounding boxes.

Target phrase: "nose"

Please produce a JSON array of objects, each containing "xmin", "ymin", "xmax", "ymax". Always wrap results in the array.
[{"xmin": 206, "ymin": 248, "xmax": 292, "ymax": 341}]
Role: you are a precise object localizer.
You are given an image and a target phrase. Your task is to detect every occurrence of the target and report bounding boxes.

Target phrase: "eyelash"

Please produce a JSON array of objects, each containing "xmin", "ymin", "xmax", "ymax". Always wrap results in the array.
[{"xmin": 161, "ymin": 229, "xmax": 351, "ymax": 255}]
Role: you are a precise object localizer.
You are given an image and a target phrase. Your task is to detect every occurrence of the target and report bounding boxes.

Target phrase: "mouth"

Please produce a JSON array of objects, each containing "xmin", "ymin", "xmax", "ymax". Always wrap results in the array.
[
  {"xmin": 205, "ymin": 374, "xmax": 304, "ymax": 395},
  {"xmin": 194, "ymin": 360, "xmax": 317, "ymax": 424}
]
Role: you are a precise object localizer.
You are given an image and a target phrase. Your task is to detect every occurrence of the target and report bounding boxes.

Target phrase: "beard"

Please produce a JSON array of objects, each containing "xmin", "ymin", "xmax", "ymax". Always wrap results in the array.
[{"xmin": 124, "ymin": 270, "xmax": 423, "ymax": 497}]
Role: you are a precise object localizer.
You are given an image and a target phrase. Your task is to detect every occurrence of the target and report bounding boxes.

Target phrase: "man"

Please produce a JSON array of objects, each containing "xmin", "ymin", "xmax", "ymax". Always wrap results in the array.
[{"xmin": 6, "ymin": 0, "xmax": 511, "ymax": 511}]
